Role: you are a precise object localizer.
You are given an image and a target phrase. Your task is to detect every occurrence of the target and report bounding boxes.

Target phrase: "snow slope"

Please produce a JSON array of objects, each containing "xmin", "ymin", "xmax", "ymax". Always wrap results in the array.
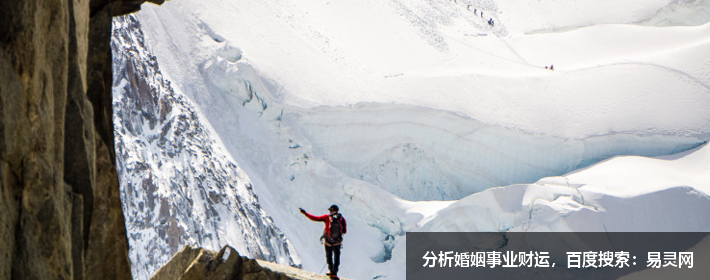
[
  {"xmin": 419, "ymin": 143, "xmax": 710, "ymax": 233},
  {"xmin": 136, "ymin": 0, "xmax": 710, "ymax": 138},
  {"xmin": 133, "ymin": 0, "xmax": 710, "ymax": 200},
  {"xmin": 112, "ymin": 0, "xmax": 710, "ymax": 279}
]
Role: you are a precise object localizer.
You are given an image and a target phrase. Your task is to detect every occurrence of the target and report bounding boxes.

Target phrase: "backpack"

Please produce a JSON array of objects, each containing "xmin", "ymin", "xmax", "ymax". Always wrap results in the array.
[{"xmin": 325, "ymin": 213, "xmax": 343, "ymax": 244}]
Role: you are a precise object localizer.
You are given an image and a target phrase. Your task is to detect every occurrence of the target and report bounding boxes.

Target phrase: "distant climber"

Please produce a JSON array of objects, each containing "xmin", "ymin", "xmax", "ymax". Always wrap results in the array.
[
  {"xmin": 488, "ymin": 18, "xmax": 495, "ymax": 26},
  {"xmin": 300, "ymin": 205, "xmax": 347, "ymax": 279}
]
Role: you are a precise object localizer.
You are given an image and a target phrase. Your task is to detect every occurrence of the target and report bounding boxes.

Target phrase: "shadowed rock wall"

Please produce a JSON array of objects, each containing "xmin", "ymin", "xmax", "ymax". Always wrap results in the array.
[{"xmin": 0, "ymin": 0, "xmax": 162, "ymax": 279}]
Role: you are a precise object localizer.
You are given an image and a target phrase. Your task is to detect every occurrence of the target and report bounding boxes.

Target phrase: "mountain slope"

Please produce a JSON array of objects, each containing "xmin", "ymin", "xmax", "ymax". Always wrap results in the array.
[{"xmin": 112, "ymin": 16, "xmax": 299, "ymax": 280}]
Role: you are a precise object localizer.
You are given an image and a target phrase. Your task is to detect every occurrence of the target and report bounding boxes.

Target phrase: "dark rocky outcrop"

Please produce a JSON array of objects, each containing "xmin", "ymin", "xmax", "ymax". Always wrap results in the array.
[
  {"xmin": 0, "ymin": 0, "xmax": 161, "ymax": 279},
  {"xmin": 151, "ymin": 246, "xmax": 349, "ymax": 280}
]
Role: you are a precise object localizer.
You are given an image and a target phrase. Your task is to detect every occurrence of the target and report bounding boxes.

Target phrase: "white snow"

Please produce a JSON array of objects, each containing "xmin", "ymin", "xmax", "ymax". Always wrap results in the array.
[
  {"xmin": 496, "ymin": 0, "xmax": 675, "ymax": 34},
  {"xmin": 420, "ymin": 144, "xmax": 710, "ymax": 233},
  {"xmin": 640, "ymin": 0, "xmax": 710, "ymax": 27},
  {"xmin": 112, "ymin": 16, "xmax": 299, "ymax": 280},
  {"xmin": 112, "ymin": 0, "xmax": 710, "ymax": 279}
]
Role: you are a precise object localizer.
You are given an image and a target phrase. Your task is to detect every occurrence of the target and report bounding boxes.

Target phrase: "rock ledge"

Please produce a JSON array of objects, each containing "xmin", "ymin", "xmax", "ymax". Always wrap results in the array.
[{"xmin": 151, "ymin": 246, "xmax": 353, "ymax": 280}]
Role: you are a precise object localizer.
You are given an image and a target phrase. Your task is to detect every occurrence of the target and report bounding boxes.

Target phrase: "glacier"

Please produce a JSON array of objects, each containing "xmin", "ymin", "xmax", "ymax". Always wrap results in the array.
[
  {"xmin": 294, "ymin": 103, "xmax": 705, "ymax": 200},
  {"xmin": 111, "ymin": 0, "xmax": 710, "ymax": 279}
]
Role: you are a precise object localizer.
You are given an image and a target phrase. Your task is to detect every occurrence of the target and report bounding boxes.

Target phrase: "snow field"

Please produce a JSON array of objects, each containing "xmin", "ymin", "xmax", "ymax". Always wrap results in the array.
[{"xmin": 121, "ymin": 0, "xmax": 710, "ymax": 279}]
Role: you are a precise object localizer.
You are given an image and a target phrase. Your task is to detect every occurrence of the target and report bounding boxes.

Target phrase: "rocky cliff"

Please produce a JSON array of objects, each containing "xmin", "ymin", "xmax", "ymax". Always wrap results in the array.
[
  {"xmin": 111, "ymin": 15, "xmax": 300, "ymax": 280},
  {"xmin": 0, "ymin": 0, "xmax": 161, "ymax": 279},
  {"xmin": 151, "ymin": 246, "xmax": 350, "ymax": 280}
]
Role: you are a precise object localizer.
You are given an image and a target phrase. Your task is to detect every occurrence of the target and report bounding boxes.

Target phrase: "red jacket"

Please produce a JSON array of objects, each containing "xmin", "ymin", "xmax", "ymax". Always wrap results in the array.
[{"xmin": 304, "ymin": 211, "xmax": 347, "ymax": 238}]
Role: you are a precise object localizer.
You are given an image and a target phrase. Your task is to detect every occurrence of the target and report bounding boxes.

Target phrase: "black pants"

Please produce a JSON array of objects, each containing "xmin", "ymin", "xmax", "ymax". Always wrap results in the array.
[{"xmin": 325, "ymin": 244, "xmax": 341, "ymax": 275}]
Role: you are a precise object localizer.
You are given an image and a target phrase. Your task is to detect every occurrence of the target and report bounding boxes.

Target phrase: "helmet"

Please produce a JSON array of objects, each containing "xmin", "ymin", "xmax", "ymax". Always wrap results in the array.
[{"xmin": 328, "ymin": 204, "xmax": 339, "ymax": 211}]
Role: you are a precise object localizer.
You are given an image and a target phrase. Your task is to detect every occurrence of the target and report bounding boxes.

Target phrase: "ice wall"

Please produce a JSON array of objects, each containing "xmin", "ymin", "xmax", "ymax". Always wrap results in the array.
[{"xmin": 296, "ymin": 103, "xmax": 706, "ymax": 200}]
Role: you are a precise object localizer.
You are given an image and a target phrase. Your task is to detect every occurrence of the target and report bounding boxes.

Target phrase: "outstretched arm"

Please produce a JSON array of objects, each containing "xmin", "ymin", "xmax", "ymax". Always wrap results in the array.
[{"xmin": 299, "ymin": 208, "xmax": 328, "ymax": 222}]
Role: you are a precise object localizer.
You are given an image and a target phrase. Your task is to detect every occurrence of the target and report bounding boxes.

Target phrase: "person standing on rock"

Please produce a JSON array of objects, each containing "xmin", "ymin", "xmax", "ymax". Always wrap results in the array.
[{"xmin": 300, "ymin": 205, "xmax": 347, "ymax": 279}]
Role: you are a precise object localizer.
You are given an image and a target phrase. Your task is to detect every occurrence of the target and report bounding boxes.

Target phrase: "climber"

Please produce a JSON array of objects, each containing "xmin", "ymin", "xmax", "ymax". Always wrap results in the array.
[{"xmin": 300, "ymin": 205, "xmax": 347, "ymax": 279}]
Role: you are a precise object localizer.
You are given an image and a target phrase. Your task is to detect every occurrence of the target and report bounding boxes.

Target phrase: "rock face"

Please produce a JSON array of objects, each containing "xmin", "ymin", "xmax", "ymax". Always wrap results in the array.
[
  {"xmin": 151, "ymin": 246, "xmax": 348, "ymax": 280},
  {"xmin": 112, "ymin": 15, "xmax": 300, "ymax": 280},
  {"xmin": 0, "ymin": 0, "xmax": 160, "ymax": 279}
]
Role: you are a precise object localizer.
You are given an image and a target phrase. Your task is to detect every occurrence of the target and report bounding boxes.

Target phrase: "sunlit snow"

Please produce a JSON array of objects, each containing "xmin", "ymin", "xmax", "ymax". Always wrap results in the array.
[{"xmin": 113, "ymin": 0, "xmax": 710, "ymax": 279}]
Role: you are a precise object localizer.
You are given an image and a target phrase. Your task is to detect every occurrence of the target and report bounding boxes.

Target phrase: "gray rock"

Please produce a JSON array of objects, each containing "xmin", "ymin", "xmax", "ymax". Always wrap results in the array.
[{"xmin": 152, "ymin": 246, "xmax": 349, "ymax": 280}]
